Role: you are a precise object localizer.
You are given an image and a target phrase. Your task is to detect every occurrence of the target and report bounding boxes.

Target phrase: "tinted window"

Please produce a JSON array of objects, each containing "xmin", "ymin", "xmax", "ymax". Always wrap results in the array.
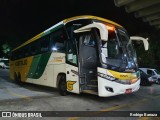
[
  {"xmin": 66, "ymin": 39, "xmax": 78, "ymax": 66},
  {"xmin": 147, "ymin": 70, "xmax": 154, "ymax": 75},
  {"xmin": 17, "ymin": 50, "xmax": 23, "ymax": 59},
  {"xmin": 65, "ymin": 19, "xmax": 92, "ymax": 39},
  {"xmin": 23, "ymin": 46, "xmax": 30, "ymax": 57},
  {"xmin": 40, "ymin": 36, "xmax": 50, "ymax": 53},
  {"xmin": 82, "ymin": 33, "xmax": 96, "ymax": 47},
  {"xmin": 12, "ymin": 51, "xmax": 18, "ymax": 60},
  {"xmin": 50, "ymin": 28, "xmax": 67, "ymax": 52},
  {"xmin": 107, "ymin": 30, "xmax": 122, "ymax": 59},
  {"xmin": 30, "ymin": 41, "xmax": 40, "ymax": 55}
]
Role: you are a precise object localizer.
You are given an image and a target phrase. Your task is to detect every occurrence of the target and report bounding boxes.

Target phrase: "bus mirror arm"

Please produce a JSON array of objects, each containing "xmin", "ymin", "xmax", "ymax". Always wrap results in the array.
[
  {"xmin": 130, "ymin": 36, "xmax": 149, "ymax": 51},
  {"xmin": 74, "ymin": 22, "xmax": 108, "ymax": 41}
]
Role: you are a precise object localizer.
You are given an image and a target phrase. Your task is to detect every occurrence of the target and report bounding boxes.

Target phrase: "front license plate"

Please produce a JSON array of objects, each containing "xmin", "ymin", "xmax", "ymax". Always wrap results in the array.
[{"xmin": 125, "ymin": 88, "xmax": 132, "ymax": 94}]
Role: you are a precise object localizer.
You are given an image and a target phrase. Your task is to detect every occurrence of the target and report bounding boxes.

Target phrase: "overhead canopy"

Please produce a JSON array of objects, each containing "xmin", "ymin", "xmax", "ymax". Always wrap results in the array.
[{"xmin": 114, "ymin": 0, "xmax": 160, "ymax": 29}]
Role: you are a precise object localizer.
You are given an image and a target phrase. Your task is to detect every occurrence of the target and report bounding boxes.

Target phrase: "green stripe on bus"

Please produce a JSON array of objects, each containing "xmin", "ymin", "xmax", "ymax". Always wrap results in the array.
[
  {"xmin": 27, "ymin": 52, "xmax": 51, "ymax": 79},
  {"xmin": 27, "ymin": 55, "xmax": 41, "ymax": 78}
]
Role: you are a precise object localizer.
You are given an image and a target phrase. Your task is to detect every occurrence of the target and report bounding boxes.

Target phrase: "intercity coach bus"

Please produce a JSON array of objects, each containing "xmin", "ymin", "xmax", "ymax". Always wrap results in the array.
[{"xmin": 10, "ymin": 15, "xmax": 149, "ymax": 97}]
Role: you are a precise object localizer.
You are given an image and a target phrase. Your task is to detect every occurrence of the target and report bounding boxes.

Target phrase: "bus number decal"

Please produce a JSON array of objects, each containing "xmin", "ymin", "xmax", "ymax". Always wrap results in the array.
[
  {"xmin": 67, "ymin": 81, "xmax": 76, "ymax": 91},
  {"xmin": 52, "ymin": 56, "xmax": 65, "ymax": 62}
]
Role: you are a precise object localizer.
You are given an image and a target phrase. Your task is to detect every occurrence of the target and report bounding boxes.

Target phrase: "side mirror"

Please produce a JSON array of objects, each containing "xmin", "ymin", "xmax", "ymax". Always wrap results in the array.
[
  {"xmin": 130, "ymin": 36, "xmax": 149, "ymax": 51},
  {"xmin": 74, "ymin": 22, "xmax": 108, "ymax": 41}
]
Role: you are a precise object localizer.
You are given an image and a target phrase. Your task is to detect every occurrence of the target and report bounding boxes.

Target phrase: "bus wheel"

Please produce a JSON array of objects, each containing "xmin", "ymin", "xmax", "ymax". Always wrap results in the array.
[
  {"xmin": 17, "ymin": 73, "xmax": 23, "ymax": 86},
  {"xmin": 14, "ymin": 73, "xmax": 18, "ymax": 83},
  {"xmin": 58, "ymin": 75, "xmax": 68, "ymax": 96}
]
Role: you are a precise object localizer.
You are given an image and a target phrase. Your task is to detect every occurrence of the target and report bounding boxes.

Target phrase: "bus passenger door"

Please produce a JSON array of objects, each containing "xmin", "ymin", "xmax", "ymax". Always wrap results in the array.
[
  {"xmin": 78, "ymin": 32, "xmax": 98, "ymax": 92},
  {"xmin": 66, "ymin": 39, "xmax": 80, "ymax": 94}
]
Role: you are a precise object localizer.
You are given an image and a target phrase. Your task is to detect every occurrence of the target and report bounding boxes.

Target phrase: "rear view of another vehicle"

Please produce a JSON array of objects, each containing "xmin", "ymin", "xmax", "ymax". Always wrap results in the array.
[{"xmin": 139, "ymin": 69, "xmax": 152, "ymax": 86}]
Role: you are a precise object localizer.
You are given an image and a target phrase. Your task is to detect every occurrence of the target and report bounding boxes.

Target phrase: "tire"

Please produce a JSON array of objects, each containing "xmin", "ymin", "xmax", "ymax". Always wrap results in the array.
[
  {"xmin": 140, "ymin": 79, "xmax": 145, "ymax": 86},
  {"xmin": 14, "ymin": 73, "xmax": 23, "ymax": 86},
  {"xmin": 14, "ymin": 73, "xmax": 18, "ymax": 83},
  {"xmin": 58, "ymin": 74, "xmax": 68, "ymax": 96},
  {"xmin": 17, "ymin": 73, "xmax": 23, "ymax": 86}
]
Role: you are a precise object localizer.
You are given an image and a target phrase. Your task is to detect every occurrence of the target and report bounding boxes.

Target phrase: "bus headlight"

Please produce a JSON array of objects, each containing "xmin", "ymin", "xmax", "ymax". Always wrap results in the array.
[
  {"xmin": 98, "ymin": 72, "xmax": 138, "ymax": 85},
  {"xmin": 115, "ymin": 78, "xmax": 138, "ymax": 85},
  {"xmin": 115, "ymin": 79, "xmax": 131, "ymax": 84}
]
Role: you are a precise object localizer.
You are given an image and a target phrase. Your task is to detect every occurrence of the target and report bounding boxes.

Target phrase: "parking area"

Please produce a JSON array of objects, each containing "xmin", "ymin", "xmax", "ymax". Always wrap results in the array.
[
  {"xmin": 0, "ymin": 69, "xmax": 160, "ymax": 119},
  {"xmin": 0, "ymin": 69, "xmax": 58, "ymax": 102}
]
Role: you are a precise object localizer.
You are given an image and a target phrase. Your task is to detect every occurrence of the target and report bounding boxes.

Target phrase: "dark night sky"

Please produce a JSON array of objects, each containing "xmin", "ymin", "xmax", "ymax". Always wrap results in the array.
[{"xmin": 0, "ymin": 0, "xmax": 153, "ymax": 51}]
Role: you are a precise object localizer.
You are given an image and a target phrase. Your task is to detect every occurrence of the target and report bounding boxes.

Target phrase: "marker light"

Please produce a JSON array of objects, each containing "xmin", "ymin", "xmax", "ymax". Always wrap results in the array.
[{"xmin": 106, "ymin": 25, "xmax": 115, "ymax": 31}]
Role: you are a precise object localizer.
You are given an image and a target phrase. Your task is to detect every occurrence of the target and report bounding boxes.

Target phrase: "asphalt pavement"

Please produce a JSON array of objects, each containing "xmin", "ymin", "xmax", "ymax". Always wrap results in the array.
[
  {"xmin": 0, "ymin": 69, "xmax": 55, "ymax": 102},
  {"xmin": 0, "ymin": 68, "xmax": 160, "ymax": 120}
]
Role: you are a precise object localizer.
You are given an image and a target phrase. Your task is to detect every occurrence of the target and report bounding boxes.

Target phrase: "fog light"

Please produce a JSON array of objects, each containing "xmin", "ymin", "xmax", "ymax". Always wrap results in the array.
[{"xmin": 105, "ymin": 86, "xmax": 114, "ymax": 92}]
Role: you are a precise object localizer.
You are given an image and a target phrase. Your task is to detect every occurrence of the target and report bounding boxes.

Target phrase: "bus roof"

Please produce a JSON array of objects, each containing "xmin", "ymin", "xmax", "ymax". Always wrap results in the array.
[
  {"xmin": 12, "ymin": 15, "xmax": 123, "ymax": 51},
  {"xmin": 63, "ymin": 15, "xmax": 122, "ymax": 27}
]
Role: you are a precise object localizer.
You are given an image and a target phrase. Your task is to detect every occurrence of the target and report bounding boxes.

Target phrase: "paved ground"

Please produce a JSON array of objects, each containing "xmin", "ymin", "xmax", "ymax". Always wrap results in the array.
[
  {"xmin": 0, "ymin": 69, "xmax": 57, "ymax": 102},
  {"xmin": 0, "ymin": 69, "xmax": 160, "ymax": 120}
]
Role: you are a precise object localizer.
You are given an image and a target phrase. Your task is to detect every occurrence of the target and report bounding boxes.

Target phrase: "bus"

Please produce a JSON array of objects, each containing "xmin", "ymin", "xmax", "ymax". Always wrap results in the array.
[{"xmin": 10, "ymin": 15, "xmax": 149, "ymax": 97}]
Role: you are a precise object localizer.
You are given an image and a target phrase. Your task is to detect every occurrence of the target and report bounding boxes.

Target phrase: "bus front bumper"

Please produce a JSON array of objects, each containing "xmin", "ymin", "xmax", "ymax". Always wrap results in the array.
[{"xmin": 98, "ymin": 77, "xmax": 140, "ymax": 97}]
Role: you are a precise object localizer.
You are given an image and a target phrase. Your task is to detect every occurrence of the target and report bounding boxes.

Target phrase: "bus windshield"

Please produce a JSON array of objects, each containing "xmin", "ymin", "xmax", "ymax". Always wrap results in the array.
[{"xmin": 101, "ymin": 27, "xmax": 138, "ymax": 72}]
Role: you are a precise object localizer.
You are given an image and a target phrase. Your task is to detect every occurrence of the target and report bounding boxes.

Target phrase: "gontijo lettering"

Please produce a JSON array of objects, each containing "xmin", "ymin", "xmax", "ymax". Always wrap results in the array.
[{"xmin": 15, "ymin": 59, "xmax": 27, "ymax": 66}]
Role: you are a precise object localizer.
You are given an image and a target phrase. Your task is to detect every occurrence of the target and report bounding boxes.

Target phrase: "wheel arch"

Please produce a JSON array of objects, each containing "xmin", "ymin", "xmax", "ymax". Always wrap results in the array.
[
  {"xmin": 18, "ymin": 72, "xmax": 21, "ymax": 81},
  {"xmin": 56, "ymin": 72, "xmax": 66, "ymax": 88}
]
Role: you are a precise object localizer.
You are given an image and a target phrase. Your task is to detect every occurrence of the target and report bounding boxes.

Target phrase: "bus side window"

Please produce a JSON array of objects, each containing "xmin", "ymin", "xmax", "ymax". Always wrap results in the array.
[
  {"xmin": 66, "ymin": 40, "xmax": 78, "ymax": 66},
  {"xmin": 22, "ymin": 45, "xmax": 30, "ymax": 57},
  {"xmin": 11, "ymin": 51, "xmax": 16, "ymax": 60},
  {"xmin": 24, "ymin": 46, "xmax": 30, "ymax": 57},
  {"xmin": 40, "ymin": 36, "xmax": 50, "ymax": 53},
  {"xmin": 83, "ymin": 33, "xmax": 96, "ymax": 47},
  {"xmin": 14, "ymin": 51, "xmax": 18, "ymax": 60},
  {"xmin": 31, "ymin": 42, "xmax": 39, "ymax": 55},
  {"xmin": 50, "ymin": 28, "xmax": 66, "ymax": 52},
  {"xmin": 65, "ymin": 19, "xmax": 92, "ymax": 39},
  {"xmin": 17, "ymin": 50, "xmax": 23, "ymax": 59},
  {"xmin": 20, "ymin": 48, "xmax": 25, "ymax": 58},
  {"xmin": 10, "ymin": 52, "xmax": 13, "ymax": 60}
]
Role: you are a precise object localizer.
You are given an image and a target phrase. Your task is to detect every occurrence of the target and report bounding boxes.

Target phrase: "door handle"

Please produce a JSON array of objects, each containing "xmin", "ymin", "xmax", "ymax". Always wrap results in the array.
[{"xmin": 67, "ymin": 71, "xmax": 69, "ymax": 74}]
